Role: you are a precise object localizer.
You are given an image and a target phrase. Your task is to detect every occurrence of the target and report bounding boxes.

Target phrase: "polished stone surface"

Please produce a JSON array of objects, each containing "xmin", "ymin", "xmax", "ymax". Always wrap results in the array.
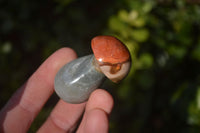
[
  {"xmin": 91, "ymin": 36, "xmax": 130, "ymax": 64},
  {"xmin": 91, "ymin": 35, "xmax": 131, "ymax": 83},
  {"xmin": 54, "ymin": 54, "xmax": 105, "ymax": 103}
]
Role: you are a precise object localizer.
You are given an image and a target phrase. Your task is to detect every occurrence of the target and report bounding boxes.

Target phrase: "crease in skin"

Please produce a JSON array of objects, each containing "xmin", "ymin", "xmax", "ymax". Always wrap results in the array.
[
  {"xmin": 18, "ymin": 104, "xmax": 34, "ymax": 132},
  {"xmin": 49, "ymin": 115, "xmax": 72, "ymax": 132}
]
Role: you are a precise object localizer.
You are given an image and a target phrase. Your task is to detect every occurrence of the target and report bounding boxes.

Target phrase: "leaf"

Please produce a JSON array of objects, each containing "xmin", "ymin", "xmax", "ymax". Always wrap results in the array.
[
  {"xmin": 130, "ymin": 29, "xmax": 149, "ymax": 42},
  {"xmin": 168, "ymin": 45, "xmax": 187, "ymax": 59},
  {"xmin": 137, "ymin": 53, "xmax": 154, "ymax": 69},
  {"xmin": 130, "ymin": 17, "xmax": 146, "ymax": 27},
  {"xmin": 109, "ymin": 16, "xmax": 126, "ymax": 32},
  {"xmin": 118, "ymin": 9, "xmax": 129, "ymax": 22}
]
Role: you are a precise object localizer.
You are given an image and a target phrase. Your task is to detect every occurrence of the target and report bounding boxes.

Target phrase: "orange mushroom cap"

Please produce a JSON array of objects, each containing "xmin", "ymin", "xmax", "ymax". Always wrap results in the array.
[{"xmin": 91, "ymin": 36, "xmax": 130, "ymax": 64}]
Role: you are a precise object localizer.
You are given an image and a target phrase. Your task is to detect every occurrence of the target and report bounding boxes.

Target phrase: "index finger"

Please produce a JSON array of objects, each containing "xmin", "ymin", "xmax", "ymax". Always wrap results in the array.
[{"xmin": 0, "ymin": 48, "xmax": 78, "ymax": 133}]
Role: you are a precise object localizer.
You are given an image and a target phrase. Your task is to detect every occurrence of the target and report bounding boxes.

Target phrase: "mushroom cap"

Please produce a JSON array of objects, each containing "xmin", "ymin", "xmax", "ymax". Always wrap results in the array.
[
  {"xmin": 91, "ymin": 36, "xmax": 130, "ymax": 64},
  {"xmin": 91, "ymin": 36, "xmax": 131, "ymax": 83}
]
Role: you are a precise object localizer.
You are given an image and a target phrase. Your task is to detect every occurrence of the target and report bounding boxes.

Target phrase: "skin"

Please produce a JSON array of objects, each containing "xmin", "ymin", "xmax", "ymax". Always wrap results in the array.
[{"xmin": 0, "ymin": 48, "xmax": 114, "ymax": 133}]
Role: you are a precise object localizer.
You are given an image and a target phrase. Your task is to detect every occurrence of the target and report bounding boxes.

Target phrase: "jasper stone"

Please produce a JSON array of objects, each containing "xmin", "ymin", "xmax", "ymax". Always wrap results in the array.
[
  {"xmin": 91, "ymin": 36, "xmax": 131, "ymax": 83},
  {"xmin": 91, "ymin": 36, "xmax": 130, "ymax": 64},
  {"xmin": 54, "ymin": 55, "xmax": 105, "ymax": 103}
]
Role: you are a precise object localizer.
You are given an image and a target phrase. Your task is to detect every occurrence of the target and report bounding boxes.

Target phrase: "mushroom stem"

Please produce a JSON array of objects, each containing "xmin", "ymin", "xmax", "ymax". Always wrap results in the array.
[{"xmin": 54, "ymin": 54, "xmax": 106, "ymax": 104}]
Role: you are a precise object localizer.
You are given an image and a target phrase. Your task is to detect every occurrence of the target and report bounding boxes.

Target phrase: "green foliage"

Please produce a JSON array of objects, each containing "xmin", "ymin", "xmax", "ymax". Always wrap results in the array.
[
  {"xmin": 1, "ymin": 0, "xmax": 200, "ymax": 132},
  {"xmin": 104, "ymin": 0, "xmax": 200, "ymax": 132}
]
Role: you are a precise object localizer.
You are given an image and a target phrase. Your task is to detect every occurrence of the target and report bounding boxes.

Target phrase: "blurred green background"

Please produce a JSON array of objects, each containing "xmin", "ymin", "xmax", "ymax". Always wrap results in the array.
[{"xmin": 1, "ymin": 0, "xmax": 200, "ymax": 132}]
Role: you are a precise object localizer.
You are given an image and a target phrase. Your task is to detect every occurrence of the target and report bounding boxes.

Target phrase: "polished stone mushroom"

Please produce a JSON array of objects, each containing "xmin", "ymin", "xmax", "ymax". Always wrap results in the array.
[{"xmin": 54, "ymin": 35, "xmax": 131, "ymax": 104}]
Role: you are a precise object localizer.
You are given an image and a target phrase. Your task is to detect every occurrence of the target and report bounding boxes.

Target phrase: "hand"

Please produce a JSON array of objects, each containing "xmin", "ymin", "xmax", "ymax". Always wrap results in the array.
[{"xmin": 0, "ymin": 48, "xmax": 114, "ymax": 133}]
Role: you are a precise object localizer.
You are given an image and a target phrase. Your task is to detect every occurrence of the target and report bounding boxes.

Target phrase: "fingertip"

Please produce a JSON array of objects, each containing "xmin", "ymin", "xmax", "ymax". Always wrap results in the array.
[
  {"xmin": 49, "ymin": 47, "xmax": 77, "ymax": 71},
  {"xmin": 86, "ymin": 89, "xmax": 114, "ymax": 114},
  {"xmin": 56, "ymin": 47, "xmax": 77, "ymax": 59},
  {"xmin": 84, "ymin": 109, "xmax": 109, "ymax": 133}
]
